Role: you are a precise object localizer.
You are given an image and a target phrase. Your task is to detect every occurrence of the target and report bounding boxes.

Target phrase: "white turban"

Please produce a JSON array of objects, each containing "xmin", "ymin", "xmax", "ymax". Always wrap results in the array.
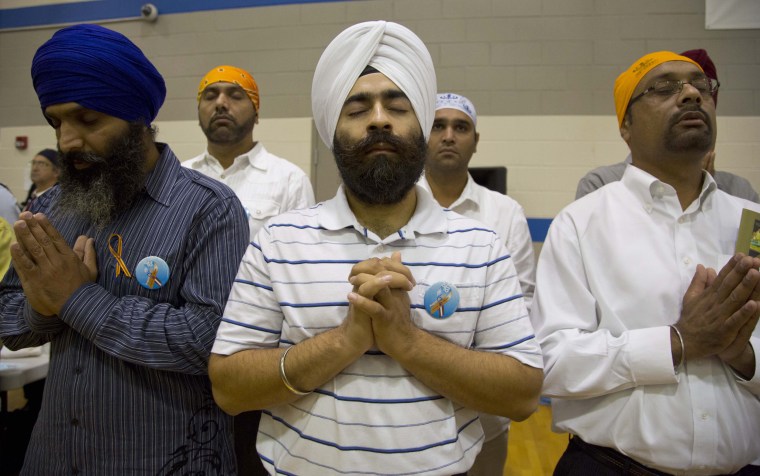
[{"xmin": 311, "ymin": 20, "xmax": 437, "ymax": 150}]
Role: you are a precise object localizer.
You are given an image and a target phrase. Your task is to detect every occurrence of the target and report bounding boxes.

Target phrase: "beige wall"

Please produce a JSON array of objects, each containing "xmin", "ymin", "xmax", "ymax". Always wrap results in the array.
[{"xmin": 0, "ymin": 0, "xmax": 758, "ymax": 221}]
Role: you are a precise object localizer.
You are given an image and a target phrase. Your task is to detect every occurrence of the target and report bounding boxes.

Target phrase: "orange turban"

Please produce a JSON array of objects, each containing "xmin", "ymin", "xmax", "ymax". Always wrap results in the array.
[
  {"xmin": 197, "ymin": 65, "xmax": 259, "ymax": 111},
  {"xmin": 614, "ymin": 51, "xmax": 702, "ymax": 127}
]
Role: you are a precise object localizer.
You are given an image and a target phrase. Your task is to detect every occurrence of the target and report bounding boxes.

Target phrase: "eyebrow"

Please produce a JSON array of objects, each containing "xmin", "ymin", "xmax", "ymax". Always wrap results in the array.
[
  {"xmin": 343, "ymin": 88, "xmax": 409, "ymax": 106},
  {"xmin": 44, "ymin": 103, "xmax": 87, "ymax": 122},
  {"xmin": 203, "ymin": 83, "xmax": 245, "ymax": 94}
]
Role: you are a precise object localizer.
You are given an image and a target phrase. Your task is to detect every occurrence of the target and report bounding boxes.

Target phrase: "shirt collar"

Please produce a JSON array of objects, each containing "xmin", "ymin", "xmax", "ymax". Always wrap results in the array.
[
  {"xmin": 318, "ymin": 184, "xmax": 448, "ymax": 241},
  {"xmin": 143, "ymin": 143, "xmax": 180, "ymax": 207},
  {"xmin": 418, "ymin": 173, "xmax": 480, "ymax": 210},
  {"xmin": 621, "ymin": 163, "xmax": 717, "ymax": 211},
  {"xmin": 199, "ymin": 142, "xmax": 265, "ymax": 173}
]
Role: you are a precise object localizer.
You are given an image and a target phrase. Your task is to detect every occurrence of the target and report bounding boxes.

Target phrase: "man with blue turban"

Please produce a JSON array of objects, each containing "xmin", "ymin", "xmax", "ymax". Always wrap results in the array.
[
  {"xmin": 0, "ymin": 24, "xmax": 248, "ymax": 474},
  {"xmin": 209, "ymin": 21, "xmax": 543, "ymax": 475}
]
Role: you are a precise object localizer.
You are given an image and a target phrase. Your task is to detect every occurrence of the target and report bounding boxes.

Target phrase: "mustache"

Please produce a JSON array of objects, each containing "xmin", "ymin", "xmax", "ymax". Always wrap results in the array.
[
  {"xmin": 60, "ymin": 150, "xmax": 108, "ymax": 165},
  {"xmin": 211, "ymin": 113, "xmax": 235, "ymax": 123},
  {"xmin": 670, "ymin": 104, "xmax": 710, "ymax": 128},
  {"xmin": 343, "ymin": 130, "xmax": 405, "ymax": 155}
]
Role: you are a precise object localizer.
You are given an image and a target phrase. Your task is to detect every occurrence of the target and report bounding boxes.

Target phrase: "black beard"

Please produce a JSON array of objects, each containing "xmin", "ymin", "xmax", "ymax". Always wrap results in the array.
[
  {"xmin": 57, "ymin": 122, "xmax": 149, "ymax": 229},
  {"xmin": 200, "ymin": 113, "xmax": 254, "ymax": 145},
  {"xmin": 664, "ymin": 105, "xmax": 713, "ymax": 154},
  {"xmin": 333, "ymin": 129, "xmax": 426, "ymax": 206}
]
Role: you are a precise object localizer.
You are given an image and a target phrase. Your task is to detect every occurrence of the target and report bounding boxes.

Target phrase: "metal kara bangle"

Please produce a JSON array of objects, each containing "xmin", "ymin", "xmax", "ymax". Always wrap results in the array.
[
  {"xmin": 670, "ymin": 325, "xmax": 685, "ymax": 369},
  {"xmin": 279, "ymin": 346, "xmax": 311, "ymax": 396}
]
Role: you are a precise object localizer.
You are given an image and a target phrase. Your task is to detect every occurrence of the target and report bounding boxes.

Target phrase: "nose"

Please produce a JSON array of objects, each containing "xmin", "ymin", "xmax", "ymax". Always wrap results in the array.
[
  {"xmin": 367, "ymin": 103, "xmax": 392, "ymax": 132},
  {"xmin": 679, "ymin": 81, "xmax": 703, "ymax": 105},
  {"xmin": 57, "ymin": 122, "xmax": 83, "ymax": 153},
  {"xmin": 441, "ymin": 125, "xmax": 455, "ymax": 143},
  {"xmin": 214, "ymin": 92, "xmax": 230, "ymax": 112}
]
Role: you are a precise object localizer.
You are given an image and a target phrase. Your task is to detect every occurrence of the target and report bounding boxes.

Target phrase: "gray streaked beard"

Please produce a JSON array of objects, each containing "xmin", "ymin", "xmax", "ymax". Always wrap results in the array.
[{"xmin": 57, "ymin": 122, "xmax": 149, "ymax": 229}]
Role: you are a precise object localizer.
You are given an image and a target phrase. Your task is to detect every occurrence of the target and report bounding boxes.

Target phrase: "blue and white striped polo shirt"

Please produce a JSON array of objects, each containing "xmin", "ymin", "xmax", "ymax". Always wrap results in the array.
[{"xmin": 213, "ymin": 185, "xmax": 542, "ymax": 475}]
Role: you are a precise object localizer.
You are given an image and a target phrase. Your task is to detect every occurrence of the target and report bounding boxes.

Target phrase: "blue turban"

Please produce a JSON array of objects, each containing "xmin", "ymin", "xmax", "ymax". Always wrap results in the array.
[{"xmin": 31, "ymin": 24, "xmax": 166, "ymax": 125}]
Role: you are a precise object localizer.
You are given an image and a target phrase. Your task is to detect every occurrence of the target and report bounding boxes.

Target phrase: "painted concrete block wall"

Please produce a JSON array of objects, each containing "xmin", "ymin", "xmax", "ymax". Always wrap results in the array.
[{"xmin": 0, "ymin": 0, "xmax": 758, "ymax": 231}]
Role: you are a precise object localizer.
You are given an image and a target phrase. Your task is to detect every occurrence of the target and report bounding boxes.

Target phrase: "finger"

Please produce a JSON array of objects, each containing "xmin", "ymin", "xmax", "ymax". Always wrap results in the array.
[
  {"xmin": 13, "ymin": 218, "xmax": 50, "ymax": 268},
  {"xmin": 73, "ymin": 236, "xmax": 88, "ymax": 261},
  {"xmin": 704, "ymin": 267, "xmax": 717, "ymax": 288},
  {"xmin": 83, "ymin": 238, "xmax": 97, "ymax": 278},
  {"xmin": 33, "ymin": 213, "xmax": 72, "ymax": 255},
  {"xmin": 347, "ymin": 291, "xmax": 385, "ymax": 316},
  {"xmin": 713, "ymin": 254, "xmax": 755, "ymax": 304},
  {"xmin": 720, "ymin": 265, "xmax": 760, "ymax": 316},
  {"xmin": 19, "ymin": 213, "xmax": 62, "ymax": 265},
  {"xmin": 683, "ymin": 264, "xmax": 709, "ymax": 304},
  {"xmin": 355, "ymin": 275, "xmax": 393, "ymax": 300},
  {"xmin": 379, "ymin": 255, "xmax": 416, "ymax": 286},
  {"xmin": 9, "ymin": 242, "xmax": 34, "ymax": 280},
  {"xmin": 724, "ymin": 299, "xmax": 760, "ymax": 340},
  {"xmin": 348, "ymin": 258, "xmax": 385, "ymax": 280}
]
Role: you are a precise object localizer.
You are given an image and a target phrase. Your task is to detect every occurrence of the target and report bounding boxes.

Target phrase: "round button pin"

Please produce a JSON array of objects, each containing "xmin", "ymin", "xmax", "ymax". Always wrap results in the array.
[
  {"xmin": 135, "ymin": 256, "xmax": 170, "ymax": 290},
  {"xmin": 424, "ymin": 281, "xmax": 460, "ymax": 319}
]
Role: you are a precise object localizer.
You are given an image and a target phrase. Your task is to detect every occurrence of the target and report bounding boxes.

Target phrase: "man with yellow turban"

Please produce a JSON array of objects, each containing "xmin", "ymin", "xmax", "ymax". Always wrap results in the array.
[
  {"xmin": 185, "ymin": 65, "xmax": 314, "ymax": 238},
  {"xmin": 209, "ymin": 21, "xmax": 543, "ymax": 475},
  {"xmin": 533, "ymin": 51, "xmax": 760, "ymax": 474},
  {"xmin": 576, "ymin": 48, "xmax": 759, "ymax": 203}
]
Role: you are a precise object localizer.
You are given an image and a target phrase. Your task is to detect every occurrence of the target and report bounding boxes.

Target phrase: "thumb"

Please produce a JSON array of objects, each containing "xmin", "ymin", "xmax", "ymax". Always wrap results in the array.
[
  {"xmin": 83, "ymin": 238, "xmax": 98, "ymax": 281},
  {"xmin": 684, "ymin": 264, "xmax": 709, "ymax": 304}
]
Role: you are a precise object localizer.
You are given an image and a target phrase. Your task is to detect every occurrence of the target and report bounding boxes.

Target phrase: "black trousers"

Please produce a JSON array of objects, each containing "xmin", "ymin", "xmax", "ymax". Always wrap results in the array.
[{"xmin": 554, "ymin": 436, "xmax": 760, "ymax": 476}]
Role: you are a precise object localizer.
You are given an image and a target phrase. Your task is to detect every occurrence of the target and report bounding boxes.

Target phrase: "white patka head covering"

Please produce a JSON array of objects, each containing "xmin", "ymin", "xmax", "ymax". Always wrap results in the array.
[
  {"xmin": 311, "ymin": 20, "xmax": 437, "ymax": 150},
  {"xmin": 436, "ymin": 92, "xmax": 477, "ymax": 127}
]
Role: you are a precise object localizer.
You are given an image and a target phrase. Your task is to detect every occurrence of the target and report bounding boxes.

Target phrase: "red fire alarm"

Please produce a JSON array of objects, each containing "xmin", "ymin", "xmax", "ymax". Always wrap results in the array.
[{"xmin": 15, "ymin": 136, "xmax": 28, "ymax": 150}]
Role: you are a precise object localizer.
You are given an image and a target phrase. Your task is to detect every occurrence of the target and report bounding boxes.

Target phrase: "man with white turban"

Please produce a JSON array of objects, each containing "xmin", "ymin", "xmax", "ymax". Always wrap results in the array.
[{"xmin": 209, "ymin": 21, "xmax": 543, "ymax": 475}]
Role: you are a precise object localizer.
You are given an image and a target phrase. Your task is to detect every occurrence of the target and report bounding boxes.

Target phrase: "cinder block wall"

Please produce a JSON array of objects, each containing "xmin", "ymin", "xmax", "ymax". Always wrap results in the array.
[{"xmin": 1, "ymin": 0, "xmax": 758, "ymax": 230}]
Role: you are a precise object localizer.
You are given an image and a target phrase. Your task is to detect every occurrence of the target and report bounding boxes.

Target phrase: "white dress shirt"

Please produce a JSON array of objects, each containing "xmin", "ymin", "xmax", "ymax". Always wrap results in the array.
[
  {"xmin": 419, "ymin": 174, "xmax": 535, "ymax": 306},
  {"xmin": 419, "ymin": 173, "xmax": 537, "ymax": 443},
  {"xmin": 534, "ymin": 165, "xmax": 760, "ymax": 475},
  {"xmin": 184, "ymin": 143, "xmax": 314, "ymax": 237}
]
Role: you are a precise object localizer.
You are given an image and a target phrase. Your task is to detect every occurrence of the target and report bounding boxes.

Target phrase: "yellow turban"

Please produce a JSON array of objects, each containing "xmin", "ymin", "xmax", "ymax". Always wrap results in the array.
[
  {"xmin": 614, "ymin": 51, "xmax": 702, "ymax": 127},
  {"xmin": 197, "ymin": 65, "xmax": 259, "ymax": 111}
]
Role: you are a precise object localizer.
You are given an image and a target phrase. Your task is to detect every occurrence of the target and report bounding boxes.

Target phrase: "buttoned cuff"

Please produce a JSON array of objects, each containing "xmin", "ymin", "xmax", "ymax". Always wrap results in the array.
[
  {"xmin": 628, "ymin": 326, "xmax": 679, "ymax": 385},
  {"xmin": 58, "ymin": 282, "xmax": 119, "ymax": 340},
  {"xmin": 25, "ymin": 302, "xmax": 66, "ymax": 334}
]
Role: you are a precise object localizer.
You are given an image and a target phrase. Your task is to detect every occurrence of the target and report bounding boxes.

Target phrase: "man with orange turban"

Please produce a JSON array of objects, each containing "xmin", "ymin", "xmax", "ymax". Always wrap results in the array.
[
  {"xmin": 533, "ymin": 51, "xmax": 760, "ymax": 474},
  {"xmin": 575, "ymin": 49, "xmax": 758, "ymax": 203},
  {"xmin": 185, "ymin": 65, "xmax": 314, "ymax": 238},
  {"xmin": 185, "ymin": 64, "xmax": 314, "ymax": 475}
]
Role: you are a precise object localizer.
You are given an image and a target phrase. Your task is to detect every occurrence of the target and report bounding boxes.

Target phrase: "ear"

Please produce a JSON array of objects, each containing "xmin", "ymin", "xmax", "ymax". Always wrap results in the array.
[
  {"xmin": 473, "ymin": 131, "xmax": 480, "ymax": 153},
  {"xmin": 619, "ymin": 116, "xmax": 631, "ymax": 145}
]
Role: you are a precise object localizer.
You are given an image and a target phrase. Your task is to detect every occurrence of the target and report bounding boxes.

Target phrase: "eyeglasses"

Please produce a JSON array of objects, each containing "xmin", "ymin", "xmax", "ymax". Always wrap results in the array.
[
  {"xmin": 628, "ymin": 78, "xmax": 720, "ymax": 109},
  {"xmin": 30, "ymin": 160, "xmax": 52, "ymax": 168}
]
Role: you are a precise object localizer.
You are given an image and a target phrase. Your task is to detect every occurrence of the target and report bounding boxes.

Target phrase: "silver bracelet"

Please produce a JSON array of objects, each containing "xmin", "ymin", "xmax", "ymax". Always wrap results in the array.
[
  {"xmin": 670, "ymin": 325, "xmax": 685, "ymax": 369},
  {"xmin": 279, "ymin": 346, "xmax": 311, "ymax": 396}
]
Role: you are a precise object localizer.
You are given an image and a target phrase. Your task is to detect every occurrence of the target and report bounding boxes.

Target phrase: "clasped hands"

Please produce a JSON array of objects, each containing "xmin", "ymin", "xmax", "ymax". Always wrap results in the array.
[
  {"xmin": 677, "ymin": 252, "xmax": 760, "ymax": 376},
  {"xmin": 343, "ymin": 251, "xmax": 417, "ymax": 357},
  {"xmin": 10, "ymin": 211, "xmax": 97, "ymax": 317}
]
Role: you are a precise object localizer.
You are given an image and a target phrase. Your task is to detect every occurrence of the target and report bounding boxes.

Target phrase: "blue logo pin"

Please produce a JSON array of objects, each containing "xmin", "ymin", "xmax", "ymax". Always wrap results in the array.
[
  {"xmin": 135, "ymin": 256, "xmax": 170, "ymax": 290},
  {"xmin": 424, "ymin": 281, "xmax": 460, "ymax": 319}
]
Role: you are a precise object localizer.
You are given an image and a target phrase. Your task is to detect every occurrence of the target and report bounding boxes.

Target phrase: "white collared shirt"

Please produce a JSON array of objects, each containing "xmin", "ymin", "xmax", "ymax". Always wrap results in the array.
[
  {"xmin": 418, "ymin": 174, "xmax": 535, "ymax": 308},
  {"xmin": 212, "ymin": 185, "xmax": 542, "ymax": 475},
  {"xmin": 534, "ymin": 165, "xmax": 760, "ymax": 475},
  {"xmin": 184, "ymin": 143, "xmax": 314, "ymax": 237}
]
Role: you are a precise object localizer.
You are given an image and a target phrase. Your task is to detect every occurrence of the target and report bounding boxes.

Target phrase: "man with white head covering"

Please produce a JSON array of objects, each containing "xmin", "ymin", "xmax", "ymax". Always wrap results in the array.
[
  {"xmin": 420, "ymin": 92, "xmax": 536, "ymax": 475},
  {"xmin": 209, "ymin": 21, "xmax": 543, "ymax": 475}
]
